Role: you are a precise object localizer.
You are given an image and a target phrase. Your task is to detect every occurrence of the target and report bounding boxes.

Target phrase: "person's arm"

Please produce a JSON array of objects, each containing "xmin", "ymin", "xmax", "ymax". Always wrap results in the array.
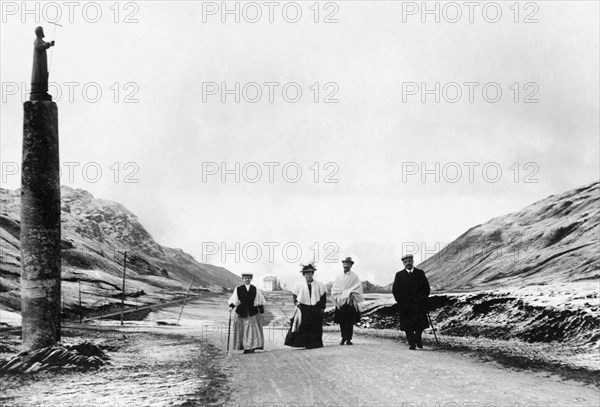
[
  {"xmin": 392, "ymin": 273, "xmax": 401, "ymax": 303},
  {"xmin": 228, "ymin": 287, "xmax": 240, "ymax": 309},
  {"xmin": 293, "ymin": 294, "xmax": 298, "ymax": 306},
  {"xmin": 330, "ymin": 278, "xmax": 341, "ymax": 307},
  {"xmin": 420, "ymin": 271, "xmax": 431, "ymax": 312},
  {"xmin": 316, "ymin": 293, "xmax": 326, "ymax": 309},
  {"xmin": 356, "ymin": 274, "xmax": 364, "ymax": 297},
  {"xmin": 415, "ymin": 270, "xmax": 430, "ymax": 297},
  {"xmin": 255, "ymin": 288, "xmax": 267, "ymax": 308},
  {"xmin": 35, "ymin": 40, "xmax": 54, "ymax": 51},
  {"xmin": 255, "ymin": 288, "xmax": 266, "ymax": 313}
]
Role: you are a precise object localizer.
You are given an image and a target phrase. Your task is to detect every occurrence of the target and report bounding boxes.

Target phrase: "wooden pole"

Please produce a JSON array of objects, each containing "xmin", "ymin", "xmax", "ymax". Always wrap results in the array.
[
  {"xmin": 427, "ymin": 312, "xmax": 439, "ymax": 344},
  {"xmin": 120, "ymin": 251, "xmax": 127, "ymax": 326},
  {"xmin": 227, "ymin": 308, "xmax": 232, "ymax": 355},
  {"xmin": 177, "ymin": 276, "xmax": 195, "ymax": 323}
]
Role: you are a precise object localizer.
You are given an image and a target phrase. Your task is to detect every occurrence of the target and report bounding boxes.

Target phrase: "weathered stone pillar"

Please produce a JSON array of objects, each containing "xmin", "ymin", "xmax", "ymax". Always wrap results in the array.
[{"xmin": 21, "ymin": 100, "xmax": 61, "ymax": 351}]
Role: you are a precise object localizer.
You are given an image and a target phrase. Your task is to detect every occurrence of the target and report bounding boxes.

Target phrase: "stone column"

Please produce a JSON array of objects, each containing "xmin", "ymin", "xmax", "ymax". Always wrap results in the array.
[{"xmin": 20, "ymin": 100, "xmax": 61, "ymax": 351}]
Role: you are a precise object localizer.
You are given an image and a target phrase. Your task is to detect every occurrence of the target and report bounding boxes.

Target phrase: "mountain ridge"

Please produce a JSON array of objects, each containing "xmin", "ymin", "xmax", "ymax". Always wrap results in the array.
[
  {"xmin": 0, "ymin": 185, "xmax": 240, "ymax": 312},
  {"xmin": 416, "ymin": 181, "xmax": 599, "ymax": 290}
]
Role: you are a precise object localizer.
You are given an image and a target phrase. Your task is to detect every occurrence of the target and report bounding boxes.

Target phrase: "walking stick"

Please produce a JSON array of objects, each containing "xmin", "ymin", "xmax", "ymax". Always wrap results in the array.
[
  {"xmin": 427, "ymin": 312, "xmax": 439, "ymax": 344},
  {"xmin": 227, "ymin": 308, "xmax": 233, "ymax": 355}
]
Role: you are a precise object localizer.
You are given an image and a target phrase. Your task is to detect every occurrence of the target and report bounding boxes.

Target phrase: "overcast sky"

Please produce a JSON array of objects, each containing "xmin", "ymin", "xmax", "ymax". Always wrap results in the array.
[{"xmin": 1, "ymin": 1, "xmax": 598, "ymax": 286}]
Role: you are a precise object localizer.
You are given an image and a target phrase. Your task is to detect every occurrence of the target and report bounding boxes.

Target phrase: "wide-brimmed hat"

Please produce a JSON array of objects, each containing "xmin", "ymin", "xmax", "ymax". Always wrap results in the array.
[
  {"xmin": 341, "ymin": 257, "xmax": 354, "ymax": 265},
  {"xmin": 241, "ymin": 272, "xmax": 254, "ymax": 277},
  {"xmin": 401, "ymin": 254, "xmax": 414, "ymax": 261},
  {"xmin": 300, "ymin": 264, "xmax": 317, "ymax": 274}
]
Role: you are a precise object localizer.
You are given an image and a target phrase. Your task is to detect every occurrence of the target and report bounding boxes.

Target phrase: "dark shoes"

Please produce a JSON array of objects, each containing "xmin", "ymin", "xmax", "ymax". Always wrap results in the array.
[
  {"xmin": 416, "ymin": 331, "xmax": 423, "ymax": 348},
  {"xmin": 346, "ymin": 340, "xmax": 353, "ymax": 345},
  {"xmin": 406, "ymin": 331, "xmax": 423, "ymax": 350},
  {"xmin": 339, "ymin": 339, "xmax": 346, "ymax": 345},
  {"xmin": 340, "ymin": 339, "xmax": 353, "ymax": 345}
]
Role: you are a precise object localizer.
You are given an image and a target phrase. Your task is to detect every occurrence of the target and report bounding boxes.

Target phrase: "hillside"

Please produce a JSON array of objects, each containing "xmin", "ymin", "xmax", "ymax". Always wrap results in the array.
[
  {"xmin": 0, "ymin": 186, "xmax": 240, "ymax": 313},
  {"xmin": 418, "ymin": 181, "xmax": 599, "ymax": 290},
  {"xmin": 361, "ymin": 280, "xmax": 391, "ymax": 293},
  {"xmin": 325, "ymin": 280, "xmax": 391, "ymax": 296}
]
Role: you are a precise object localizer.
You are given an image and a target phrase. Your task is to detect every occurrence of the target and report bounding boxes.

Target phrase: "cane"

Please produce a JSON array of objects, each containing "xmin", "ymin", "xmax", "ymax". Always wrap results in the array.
[
  {"xmin": 427, "ymin": 312, "xmax": 439, "ymax": 344},
  {"xmin": 227, "ymin": 308, "xmax": 233, "ymax": 355}
]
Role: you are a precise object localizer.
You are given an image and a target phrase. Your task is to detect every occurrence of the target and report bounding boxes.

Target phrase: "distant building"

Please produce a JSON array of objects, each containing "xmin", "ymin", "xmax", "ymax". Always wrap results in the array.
[{"xmin": 262, "ymin": 276, "xmax": 281, "ymax": 291}]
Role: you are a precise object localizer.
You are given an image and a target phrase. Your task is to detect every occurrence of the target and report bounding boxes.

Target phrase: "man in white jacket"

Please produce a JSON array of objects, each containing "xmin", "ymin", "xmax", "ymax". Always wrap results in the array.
[{"xmin": 331, "ymin": 257, "xmax": 364, "ymax": 345}]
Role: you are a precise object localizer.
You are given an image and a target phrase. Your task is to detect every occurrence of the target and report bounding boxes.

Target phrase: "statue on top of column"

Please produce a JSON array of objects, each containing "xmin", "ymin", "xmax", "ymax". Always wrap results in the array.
[{"xmin": 30, "ymin": 26, "xmax": 55, "ymax": 101}]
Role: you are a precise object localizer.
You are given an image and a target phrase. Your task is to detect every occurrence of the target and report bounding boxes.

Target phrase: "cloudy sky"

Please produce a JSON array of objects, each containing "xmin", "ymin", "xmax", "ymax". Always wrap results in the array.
[{"xmin": 1, "ymin": 1, "xmax": 598, "ymax": 287}]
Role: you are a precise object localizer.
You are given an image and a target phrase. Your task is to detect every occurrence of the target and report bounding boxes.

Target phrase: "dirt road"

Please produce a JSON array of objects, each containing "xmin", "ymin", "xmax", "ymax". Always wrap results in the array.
[
  {"xmin": 3, "ymin": 294, "xmax": 598, "ymax": 406},
  {"xmin": 152, "ymin": 296, "xmax": 599, "ymax": 407},
  {"xmin": 218, "ymin": 333, "xmax": 598, "ymax": 407}
]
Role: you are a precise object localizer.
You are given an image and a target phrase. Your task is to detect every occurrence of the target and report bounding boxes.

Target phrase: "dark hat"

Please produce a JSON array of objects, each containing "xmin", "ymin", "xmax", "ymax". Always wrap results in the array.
[
  {"xmin": 241, "ymin": 272, "xmax": 254, "ymax": 277},
  {"xmin": 341, "ymin": 257, "xmax": 354, "ymax": 265},
  {"xmin": 300, "ymin": 264, "xmax": 317, "ymax": 274},
  {"xmin": 401, "ymin": 254, "xmax": 414, "ymax": 261}
]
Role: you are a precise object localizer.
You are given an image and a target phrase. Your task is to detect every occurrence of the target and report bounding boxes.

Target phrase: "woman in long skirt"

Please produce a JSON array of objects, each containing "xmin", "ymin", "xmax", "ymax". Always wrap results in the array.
[
  {"xmin": 287, "ymin": 264, "xmax": 327, "ymax": 349},
  {"xmin": 228, "ymin": 272, "xmax": 267, "ymax": 354}
]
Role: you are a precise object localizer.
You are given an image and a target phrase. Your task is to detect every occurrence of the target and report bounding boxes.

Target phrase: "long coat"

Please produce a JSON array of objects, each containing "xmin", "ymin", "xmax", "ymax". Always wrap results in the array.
[{"xmin": 392, "ymin": 268, "xmax": 430, "ymax": 331}]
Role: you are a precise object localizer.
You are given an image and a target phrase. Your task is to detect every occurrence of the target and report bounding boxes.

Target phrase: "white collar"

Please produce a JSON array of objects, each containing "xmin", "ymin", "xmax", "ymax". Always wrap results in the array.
[{"xmin": 244, "ymin": 284, "xmax": 251, "ymax": 290}]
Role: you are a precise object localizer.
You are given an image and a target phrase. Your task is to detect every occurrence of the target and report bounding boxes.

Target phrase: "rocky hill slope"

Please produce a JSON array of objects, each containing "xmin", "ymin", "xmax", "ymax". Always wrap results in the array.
[
  {"xmin": 324, "ymin": 280, "xmax": 599, "ymax": 372},
  {"xmin": 0, "ymin": 186, "xmax": 240, "ymax": 313},
  {"xmin": 419, "ymin": 181, "xmax": 599, "ymax": 290},
  {"xmin": 325, "ymin": 280, "xmax": 391, "ymax": 296}
]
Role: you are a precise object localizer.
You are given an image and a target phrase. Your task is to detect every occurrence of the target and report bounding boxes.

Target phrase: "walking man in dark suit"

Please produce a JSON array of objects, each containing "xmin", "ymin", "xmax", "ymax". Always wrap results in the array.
[{"xmin": 392, "ymin": 254, "xmax": 430, "ymax": 350}]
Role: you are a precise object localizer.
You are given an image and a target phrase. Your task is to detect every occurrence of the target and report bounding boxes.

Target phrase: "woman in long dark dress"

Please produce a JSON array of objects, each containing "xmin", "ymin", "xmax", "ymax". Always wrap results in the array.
[{"xmin": 287, "ymin": 264, "xmax": 327, "ymax": 349}]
